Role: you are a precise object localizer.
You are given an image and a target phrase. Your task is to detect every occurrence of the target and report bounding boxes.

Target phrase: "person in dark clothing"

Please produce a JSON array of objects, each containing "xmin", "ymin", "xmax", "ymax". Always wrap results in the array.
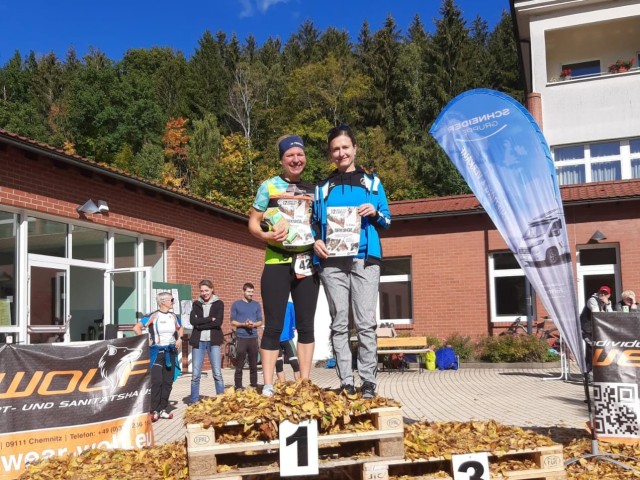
[
  {"xmin": 188, "ymin": 279, "xmax": 225, "ymax": 404},
  {"xmin": 580, "ymin": 285, "xmax": 613, "ymax": 373},
  {"xmin": 230, "ymin": 283, "xmax": 262, "ymax": 390},
  {"xmin": 247, "ymin": 135, "xmax": 319, "ymax": 397}
]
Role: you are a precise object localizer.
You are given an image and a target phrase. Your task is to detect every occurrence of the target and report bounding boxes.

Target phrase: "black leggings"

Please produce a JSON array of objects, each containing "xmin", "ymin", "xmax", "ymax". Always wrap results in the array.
[
  {"xmin": 260, "ymin": 263, "xmax": 319, "ymax": 350},
  {"xmin": 276, "ymin": 339, "xmax": 300, "ymax": 373}
]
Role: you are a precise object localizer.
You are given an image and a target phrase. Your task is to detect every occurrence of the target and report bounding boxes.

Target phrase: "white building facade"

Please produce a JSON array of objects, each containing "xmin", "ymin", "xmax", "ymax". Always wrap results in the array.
[{"xmin": 512, "ymin": 0, "xmax": 640, "ymax": 185}]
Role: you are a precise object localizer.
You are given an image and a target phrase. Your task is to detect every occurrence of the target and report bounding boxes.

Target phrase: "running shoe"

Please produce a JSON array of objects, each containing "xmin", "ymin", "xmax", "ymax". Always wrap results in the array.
[
  {"xmin": 262, "ymin": 384, "xmax": 274, "ymax": 397},
  {"xmin": 341, "ymin": 384, "xmax": 357, "ymax": 397},
  {"xmin": 158, "ymin": 410, "xmax": 173, "ymax": 420},
  {"xmin": 361, "ymin": 382, "xmax": 376, "ymax": 399}
]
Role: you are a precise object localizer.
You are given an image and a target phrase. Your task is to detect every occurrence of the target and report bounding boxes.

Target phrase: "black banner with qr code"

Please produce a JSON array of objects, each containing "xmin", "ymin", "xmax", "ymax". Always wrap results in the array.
[{"xmin": 592, "ymin": 312, "xmax": 640, "ymax": 440}]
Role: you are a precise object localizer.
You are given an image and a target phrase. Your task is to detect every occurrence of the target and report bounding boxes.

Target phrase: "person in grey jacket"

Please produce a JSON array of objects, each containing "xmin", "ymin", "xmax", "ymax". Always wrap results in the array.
[{"xmin": 188, "ymin": 279, "xmax": 225, "ymax": 403}]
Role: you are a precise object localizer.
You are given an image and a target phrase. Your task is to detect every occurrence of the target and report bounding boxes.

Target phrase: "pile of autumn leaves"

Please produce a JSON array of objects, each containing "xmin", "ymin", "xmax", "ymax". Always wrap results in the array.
[{"xmin": 18, "ymin": 380, "xmax": 640, "ymax": 479}]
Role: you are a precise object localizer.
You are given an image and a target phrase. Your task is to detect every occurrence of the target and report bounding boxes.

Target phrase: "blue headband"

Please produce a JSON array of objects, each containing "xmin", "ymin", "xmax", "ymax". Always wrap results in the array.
[{"xmin": 279, "ymin": 135, "xmax": 305, "ymax": 157}]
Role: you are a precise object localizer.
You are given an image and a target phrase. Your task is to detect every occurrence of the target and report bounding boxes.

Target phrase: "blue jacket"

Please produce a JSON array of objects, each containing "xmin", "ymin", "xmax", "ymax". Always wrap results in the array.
[{"xmin": 313, "ymin": 167, "xmax": 391, "ymax": 265}]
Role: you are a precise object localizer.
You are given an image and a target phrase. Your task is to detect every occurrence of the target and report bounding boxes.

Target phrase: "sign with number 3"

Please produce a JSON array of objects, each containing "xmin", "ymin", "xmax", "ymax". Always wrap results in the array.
[
  {"xmin": 279, "ymin": 419, "xmax": 319, "ymax": 476},
  {"xmin": 451, "ymin": 452, "xmax": 490, "ymax": 480}
]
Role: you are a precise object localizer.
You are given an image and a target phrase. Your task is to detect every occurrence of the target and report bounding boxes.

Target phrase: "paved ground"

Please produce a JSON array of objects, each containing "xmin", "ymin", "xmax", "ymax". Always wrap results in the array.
[{"xmin": 152, "ymin": 363, "xmax": 589, "ymax": 445}]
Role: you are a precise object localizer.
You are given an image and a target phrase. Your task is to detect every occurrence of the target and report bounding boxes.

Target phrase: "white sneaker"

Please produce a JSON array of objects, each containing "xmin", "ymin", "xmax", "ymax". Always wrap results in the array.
[{"xmin": 262, "ymin": 384, "xmax": 274, "ymax": 397}]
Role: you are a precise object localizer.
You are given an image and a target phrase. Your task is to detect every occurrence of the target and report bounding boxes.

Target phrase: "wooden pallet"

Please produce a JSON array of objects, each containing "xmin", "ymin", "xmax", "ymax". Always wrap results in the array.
[
  {"xmin": 361, "ymin": 444, "xmax": 565, "ymax": 480},
  {"xmin": 187, "ymin": 406, "xmax": 404, "ymax": 480}
]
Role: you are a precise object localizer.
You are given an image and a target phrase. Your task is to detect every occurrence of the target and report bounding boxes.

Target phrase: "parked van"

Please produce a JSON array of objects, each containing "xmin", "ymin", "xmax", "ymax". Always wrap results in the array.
[{"xmin": 518, "ymin": 211, "xmax": 569, "ymax": 267}]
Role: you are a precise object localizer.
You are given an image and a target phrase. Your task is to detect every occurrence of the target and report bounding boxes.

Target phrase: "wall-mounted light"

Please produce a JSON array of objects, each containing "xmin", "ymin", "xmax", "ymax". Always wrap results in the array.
[
  {"xmin": 77, "ymin": 199, "xmax": 109, "ymax": 215},
  {"xmin": 589, "ymin": 230, "xmax": 607, "ymax": 243}
]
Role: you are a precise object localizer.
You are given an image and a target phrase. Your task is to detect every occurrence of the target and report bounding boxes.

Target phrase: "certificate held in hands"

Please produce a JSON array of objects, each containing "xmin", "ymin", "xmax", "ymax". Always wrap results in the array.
[{"xmin": 326, "ymin": 207, "xmax": 361, "ymax": 256}]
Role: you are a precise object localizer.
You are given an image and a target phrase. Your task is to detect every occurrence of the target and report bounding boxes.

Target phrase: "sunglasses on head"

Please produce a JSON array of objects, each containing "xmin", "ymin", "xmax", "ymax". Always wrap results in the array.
[
  {"xmin": 327, "ymin": 124, "xmax": 350, "ymax": 136},
  {"xmin": 599, "ymin": 291, "xmax": 609, "ymax": 295}
]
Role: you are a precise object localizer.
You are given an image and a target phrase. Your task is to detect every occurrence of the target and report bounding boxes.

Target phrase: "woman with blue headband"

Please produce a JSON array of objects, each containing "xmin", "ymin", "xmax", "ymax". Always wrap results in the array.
[{"xmin": 248, "ymin": 134, "xmax": 319, "ymax": 396}]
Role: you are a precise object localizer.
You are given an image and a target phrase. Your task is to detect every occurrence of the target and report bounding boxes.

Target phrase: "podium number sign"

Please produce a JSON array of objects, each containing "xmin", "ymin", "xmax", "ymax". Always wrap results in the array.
[
  {"xmin": 451, "ymin": 452, "xmax": 490, "ymax": 480},
  {"xmin": 279, "ymin": 419, "xmax": 319, "ymax": 476}
]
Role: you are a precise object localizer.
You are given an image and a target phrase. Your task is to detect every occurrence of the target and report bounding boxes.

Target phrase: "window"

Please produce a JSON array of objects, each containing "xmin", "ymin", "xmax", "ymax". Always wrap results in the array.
[
  {"xmin": 489, "ymin": 252, "xmax": 528, "ymax": 322},
  {"xmin": 71, "ymin": 225, "xmax": 107, "ymax": 262},
  {"xmin": 553, "ymin": 138, "xmax": 640, "ymax": 185},
  {"xmin": 28, "ymin": 217, "xmax": 67, "ymax": 257},
  {"xmin": 114, "ymin": 234, "xmax": 137, "ymax": 268},
  {"xmin": 631, "ymin": 139, "xmax": 640, "ymax": 179},
  {"xmin": 378, "ymin": 258, "xmax": 412, "ymax": 324},
  {"xmin": 561, "ymin": 60, "xmax": 601, "ymax": 78},
  {"xmin": 0, "ymin": 210, "xmax": 17, "ymax": 329},
  {"xmin": 144, "ymin": 240, "xmax": 165, "ymax": 282}
]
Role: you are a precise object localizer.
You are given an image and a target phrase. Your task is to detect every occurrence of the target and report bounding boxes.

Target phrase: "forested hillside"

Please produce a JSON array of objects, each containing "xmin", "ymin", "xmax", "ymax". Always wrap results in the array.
[{"xmin": 0, "ymin": 0, "xmax": 522, "ymax": 212}]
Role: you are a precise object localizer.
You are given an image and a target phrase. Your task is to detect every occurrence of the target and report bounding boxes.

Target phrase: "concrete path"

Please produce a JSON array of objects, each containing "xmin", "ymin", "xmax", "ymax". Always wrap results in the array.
[{"xmin": 152, "ymin": 364, "xmax": 589, "ymax": 445}]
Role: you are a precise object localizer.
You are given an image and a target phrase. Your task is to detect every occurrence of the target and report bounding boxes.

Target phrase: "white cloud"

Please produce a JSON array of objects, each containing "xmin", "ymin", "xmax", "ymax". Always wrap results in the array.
[
  {"xmin": 257, "ymin": 0, "xmax": 290, "ymax": 14},
  {"xmin": 238, "ymin": 0, "xmax": 255, "ymax": 18},
  {"xmin": 238, "ymin": 0, "xmax": 291, "ymax": 17}
]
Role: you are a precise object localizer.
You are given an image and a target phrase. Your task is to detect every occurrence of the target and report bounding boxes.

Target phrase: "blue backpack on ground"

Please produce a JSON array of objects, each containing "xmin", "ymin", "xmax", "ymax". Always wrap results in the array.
[{"xmin": 436, "ymin": 347, "xmax": 459, "ymax": 370}]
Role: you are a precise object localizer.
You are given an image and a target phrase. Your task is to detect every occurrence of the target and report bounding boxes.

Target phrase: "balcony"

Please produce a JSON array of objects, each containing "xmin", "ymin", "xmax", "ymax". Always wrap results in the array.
[
  {"xmin": 536, "ymin": 15, "xmax": 640, "ymax": 146},
  {"xmin": 544, "ymin": 16, "xmax": 639, "ymax": 84}
]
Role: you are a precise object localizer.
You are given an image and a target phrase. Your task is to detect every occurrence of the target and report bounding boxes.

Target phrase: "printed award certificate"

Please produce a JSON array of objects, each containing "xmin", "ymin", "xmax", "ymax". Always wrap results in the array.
[{"xmin": 326, "ymin": 207, "xmax": 361, "ymax": 256}]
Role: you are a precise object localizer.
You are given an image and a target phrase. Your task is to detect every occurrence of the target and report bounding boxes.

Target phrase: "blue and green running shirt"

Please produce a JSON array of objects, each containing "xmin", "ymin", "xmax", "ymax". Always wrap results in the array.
[{"xmin": 253, "ymin": 175, "xmax": 315, "ymax": 264}]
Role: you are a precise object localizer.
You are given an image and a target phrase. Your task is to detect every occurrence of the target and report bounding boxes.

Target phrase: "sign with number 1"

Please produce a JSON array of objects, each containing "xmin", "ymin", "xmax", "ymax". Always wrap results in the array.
[
  {"xmin": 279, "ymin": 419, "xmax": 319, "ymax": 476},
  {"xmin": 451, "ymin": 452, "xmax": 490, "ymax": 480}
]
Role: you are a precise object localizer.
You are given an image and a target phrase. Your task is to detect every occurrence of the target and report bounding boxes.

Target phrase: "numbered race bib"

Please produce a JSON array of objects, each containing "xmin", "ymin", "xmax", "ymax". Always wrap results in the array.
[{"xmin": 294, "ymin": 252, "xmax": 313, "ymax": 278}]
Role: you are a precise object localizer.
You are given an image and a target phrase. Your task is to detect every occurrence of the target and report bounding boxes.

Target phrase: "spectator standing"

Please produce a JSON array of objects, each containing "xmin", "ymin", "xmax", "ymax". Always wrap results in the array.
[
  {"xmin": 580, "ymin": 285, "xmax": 613, "ymax": 373},
  {"xmin": 312, "ymin": 124, "xmax": 391, "ymax": 399},
  {"xmin": 230, "ymin": 283, "xmax": 262, "ymax": 390},
  {"xmin": 247, "ymin": 134, "xmax": 320, "ymax": 397},
  {"xmin": 133, "ymin": 291, "xmax": 183, "ymax": 421},
  {"xmin": 188, "ymin": 279, "xmax": 225, "ymax": 404},
  {"xmin": 615, "ymin": 290, "xmax": 639, "ymax": 312},
  {"xmin": 276, "ymin": 299, "xmax": 300, "ymax": 383}
]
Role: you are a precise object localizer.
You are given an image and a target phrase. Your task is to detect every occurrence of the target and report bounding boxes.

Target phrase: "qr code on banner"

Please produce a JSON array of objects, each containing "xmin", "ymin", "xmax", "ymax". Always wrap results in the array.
[{"xmin": 593, "ymin": 382, "xmax": 640, "ymax": 437}]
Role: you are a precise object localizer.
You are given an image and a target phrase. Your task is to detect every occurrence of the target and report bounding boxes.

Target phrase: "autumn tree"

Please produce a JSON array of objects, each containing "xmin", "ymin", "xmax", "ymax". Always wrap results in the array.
[{"xmin": 162, "ymin": 117, "xmax": 190, "ymax": 188}]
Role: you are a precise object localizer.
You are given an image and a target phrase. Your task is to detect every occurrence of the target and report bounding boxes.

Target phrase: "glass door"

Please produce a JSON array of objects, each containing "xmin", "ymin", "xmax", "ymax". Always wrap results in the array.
[
  {"xmin": 577, "ymin": 246, "xmax": 619, "ymax": 310},
  {"xmin": 28, "ymin": 260, "xmax": 70, "ymax": 344},
  {"xmin": 105, "ymin": 267, "xmax": 151, "ymax": 337}
]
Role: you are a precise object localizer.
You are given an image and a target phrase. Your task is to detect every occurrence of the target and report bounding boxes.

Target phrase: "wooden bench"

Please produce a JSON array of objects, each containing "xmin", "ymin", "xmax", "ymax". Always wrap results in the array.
[{"xmin": 377, "ymin": 336, "xmax": 430, "ymax": 373}]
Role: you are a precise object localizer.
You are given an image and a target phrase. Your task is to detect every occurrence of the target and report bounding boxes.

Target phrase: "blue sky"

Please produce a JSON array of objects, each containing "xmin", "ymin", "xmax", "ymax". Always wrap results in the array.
[{"xmin": 0, "ymin": 0, "xmax": 511, "ymax": 63}]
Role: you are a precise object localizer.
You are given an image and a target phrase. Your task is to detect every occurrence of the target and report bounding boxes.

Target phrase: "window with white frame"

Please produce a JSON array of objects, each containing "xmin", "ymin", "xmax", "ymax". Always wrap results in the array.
[
  {"xmin": 631, "ymin": 139, "xmax": 640, "ymax": 179},
  {"xmin": 553, "ymin": 138, "xmax": 640, "ymax": 185},
  {"xmin": 489, "ymin": 252, "xmax": 528, "ymax": 323},
  {"xmin": 378, "ymin": 257, "xmax": 412, "ymax": 324}
]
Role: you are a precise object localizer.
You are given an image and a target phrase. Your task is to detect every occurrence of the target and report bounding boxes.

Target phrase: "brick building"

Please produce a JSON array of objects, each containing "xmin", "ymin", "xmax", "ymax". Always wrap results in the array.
[
  {"xmin": 0, "ymin": 129, "xmax": 264, "ymax": 347},
  {"xmin": 385, "ymin": 182, "xmax": 640, "ymax": 337}
]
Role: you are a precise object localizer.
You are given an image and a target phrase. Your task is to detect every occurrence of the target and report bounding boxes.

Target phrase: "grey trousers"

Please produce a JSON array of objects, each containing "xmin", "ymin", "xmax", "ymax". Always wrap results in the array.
[{"xmin": 319, "ymin": 258, "xmax": 380, "ymax": 386}]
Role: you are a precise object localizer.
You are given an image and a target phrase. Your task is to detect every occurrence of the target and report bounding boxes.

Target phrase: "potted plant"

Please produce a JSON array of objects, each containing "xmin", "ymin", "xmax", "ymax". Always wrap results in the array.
[
  {"xmin": 559, "ymin": 69, "xmax": 572, "ymax": 80},
  {"xmin": 609, "ymin": 58, "xmax": 634, "ymax": 74}
]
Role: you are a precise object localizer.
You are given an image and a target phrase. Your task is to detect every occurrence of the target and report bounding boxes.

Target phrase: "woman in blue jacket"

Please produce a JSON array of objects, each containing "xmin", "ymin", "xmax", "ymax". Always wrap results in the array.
[{"xmin": 312, "ymin": 124, "xmax": 391, "ymax": 399}]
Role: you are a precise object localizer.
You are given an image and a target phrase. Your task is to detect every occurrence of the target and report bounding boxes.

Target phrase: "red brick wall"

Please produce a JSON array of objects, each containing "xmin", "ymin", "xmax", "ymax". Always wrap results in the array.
[
  {"xmin": 0, "ymin": 142, "xmax": 264, "ymax": 335},
  {"xmin": 382, "ymin": 200, "xmax": 640, "ymax": 340}
]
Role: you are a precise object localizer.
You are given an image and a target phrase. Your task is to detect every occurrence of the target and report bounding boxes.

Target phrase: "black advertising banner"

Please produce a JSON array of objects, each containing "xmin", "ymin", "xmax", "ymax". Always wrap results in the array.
[
  {"xmin": 592, "ymin": 312, "xmax": 640, "ymax": 441},
  {"xmin": 0, "ymin": 336, "xmax": 152, "ymax": 479}
]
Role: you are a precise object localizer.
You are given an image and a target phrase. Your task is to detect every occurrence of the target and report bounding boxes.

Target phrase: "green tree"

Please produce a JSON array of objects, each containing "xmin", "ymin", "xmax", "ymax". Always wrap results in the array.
[
  {"xmin": 488, "ymin": 11, "xmax": 523, "ymax": 102},
  {"xmin": 187, "ymin": 30, "xmax": 229, "ymax": 119},
  {"xmin": 360, "ymin": 15, "xmax": 402, "ymax": 127},
  {"xmin": 429, "ymin": 0, "xmax": 474, "ymax": 107},
  {"xmin": 134, "ymin": 142, "xmax": 164, "ymax": 181},
  {"xmin": 64, "ymin": 49, "xmax": 123, "ymax": 161}
]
